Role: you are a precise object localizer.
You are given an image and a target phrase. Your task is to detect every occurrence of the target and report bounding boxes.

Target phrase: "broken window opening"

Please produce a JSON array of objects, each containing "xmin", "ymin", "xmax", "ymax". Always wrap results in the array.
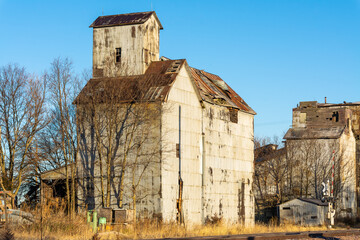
[
  {"xmin": 332, "ymin": 111, "xmax": 339, "ymax": 122},
  {"xmin": 115, "ymin": 48, "xmax": 121, "ymax": 63}
]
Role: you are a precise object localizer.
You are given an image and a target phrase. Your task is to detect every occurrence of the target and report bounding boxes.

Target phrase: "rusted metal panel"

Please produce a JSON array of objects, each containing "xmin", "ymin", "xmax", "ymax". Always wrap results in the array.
[
  {"xmin": 284, "ymin": 126, "xmax": 345, "ymax": 140},
  {"xmin": 75, "ymin": 60, "xmax": 186, "ymax": 104},
  {"xmin": 90, "ymin": 11, "xmax": 163, "ymax": 29},
  {"xmin": 190, "ymin": 67, "xmax": 255, "ymax": 114},
  {"xmin": 76, "ymin": 58, "xmax": 256, "ymax": 115}
]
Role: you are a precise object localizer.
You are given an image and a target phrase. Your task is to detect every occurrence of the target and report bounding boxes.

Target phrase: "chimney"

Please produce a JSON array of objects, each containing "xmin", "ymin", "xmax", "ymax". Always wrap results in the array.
[{"xmin": 325, "ymin": 97, "xmax": 327, "ymax": 104}]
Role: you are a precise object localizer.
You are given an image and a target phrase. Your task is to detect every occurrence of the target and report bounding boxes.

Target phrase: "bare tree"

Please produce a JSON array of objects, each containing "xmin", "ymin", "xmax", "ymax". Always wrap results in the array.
[
  {"xmin": 254, "ymin": 136, "xmax": 286, "ymax": 211},
  {"xmin": 0, "ymin": 64, "xmax": 47, "ymax": 207},
  {"xmin": 39, "ymin": 57, "xmax": 82, "ymax": 216},
  {"xmin": 76, "ymin": 72, "xmax": 165, "ymax": 223}
]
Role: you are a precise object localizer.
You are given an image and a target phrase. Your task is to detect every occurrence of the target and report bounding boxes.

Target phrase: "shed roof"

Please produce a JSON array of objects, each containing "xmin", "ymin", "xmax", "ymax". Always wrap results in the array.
[
  {"xmin": 75, "ymin": 59, "xmax": 255, "ymax": 115},
  {"xmin": 280, "ymin": 198, "xmax": 328, "ymax": 206},
  {"xmin": 89, "ymin": 11, "xmax": 163, "ymax": 29},
  {"xmin": 284, "ymin": 126, "xmax": 345, "ymax": 140},
  {"xmin": 298, "ymin": 198, "xmax": 328, "ymax": 206}
]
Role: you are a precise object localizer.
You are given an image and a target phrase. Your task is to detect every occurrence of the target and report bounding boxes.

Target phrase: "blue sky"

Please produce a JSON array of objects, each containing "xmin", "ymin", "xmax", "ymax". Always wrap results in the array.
[{"xmin": 0, "ymin": 0, "xmax": 359, "ymax": 138}]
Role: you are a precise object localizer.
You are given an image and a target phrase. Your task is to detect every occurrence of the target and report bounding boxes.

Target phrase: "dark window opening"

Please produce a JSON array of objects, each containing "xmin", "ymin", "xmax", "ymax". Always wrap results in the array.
[
  {"xmin": 115, "ymin": 48, "xmax": 121, "ymax": 63},
  {"xmin": 283, "ymin": 207, "xmax": 291, "ymax": 210},
  {"xmin": 311, "ymin": 216, "xmax": 317, "ymax": 219},
  {"xmin": 332, "ymin": 111, "xmax": 339, "ymax": 122},
  {"xmin": 229, "ymin": 109, "xmax": 238, "ymax": 123}
]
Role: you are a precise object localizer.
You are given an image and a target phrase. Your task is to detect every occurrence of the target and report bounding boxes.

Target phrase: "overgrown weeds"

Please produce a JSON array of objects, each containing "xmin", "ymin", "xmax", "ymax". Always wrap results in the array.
[
  {"xmin": 107, "ymin": 219, "xmax": 330, "ymax": 239},
  {"xmin": 11, "ymin": 199, "xmax": 332, "ymax": 239},
  {"xmin": 12, "ymin": 198, "xmax": 92, "ymax": 240}
]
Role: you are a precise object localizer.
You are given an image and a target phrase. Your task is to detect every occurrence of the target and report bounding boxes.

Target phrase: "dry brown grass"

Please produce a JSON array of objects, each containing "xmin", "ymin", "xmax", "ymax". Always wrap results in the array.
[
  {"xmin": 10, "ymin": 200, "xmax": 335, "ymax": 240},
  {"xmin": 12, "ymin": 216, "xmax": 334, "ymax": 240},
  {"xmin": 107, "ymin": 220, "xmax": 330, "ymax": 239},
  {"xmin": 12, "ymin": 198, "xmax": 93, "ymax": 240}
]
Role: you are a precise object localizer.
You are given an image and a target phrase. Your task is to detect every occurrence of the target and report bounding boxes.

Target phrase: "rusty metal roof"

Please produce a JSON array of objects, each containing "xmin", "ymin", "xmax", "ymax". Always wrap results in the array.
[
  {"xmin": 284, "ymin": 126, "xmax": 345, "ymax": 140},
  {"xmin": 75, "ymin": 59, "xmax": 255, "ymax": 115},
  {"xmin": 74, "ymin": 60, "xmax": 184, "ymax": 104},
  {"xmin": 89, "ymin": 11, "xmax": 163, "ymax": 29},
  {"xmin": 190, "ymin": 68, "xmax": 255, "ymax": 114}
]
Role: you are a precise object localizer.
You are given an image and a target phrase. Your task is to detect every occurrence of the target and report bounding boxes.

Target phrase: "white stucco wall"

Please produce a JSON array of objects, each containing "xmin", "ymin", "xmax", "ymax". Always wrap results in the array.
[
  {"xmin": 161, "ymin": 65, "xmax": 255, "ymax": 225},
  {"xmin": 161, "ymin": 66, "xmax": 203, "ymax": 224},
  {"xmin": 202, "ymin": 103, "xmax": 255, "ymax": 226}
]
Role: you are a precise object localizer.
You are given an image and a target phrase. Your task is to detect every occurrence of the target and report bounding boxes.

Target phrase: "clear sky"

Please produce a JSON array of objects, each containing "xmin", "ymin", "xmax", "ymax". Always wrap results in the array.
[{"xmin": 0, "ymin": 0, "xmax": 359, "ymax": 138}]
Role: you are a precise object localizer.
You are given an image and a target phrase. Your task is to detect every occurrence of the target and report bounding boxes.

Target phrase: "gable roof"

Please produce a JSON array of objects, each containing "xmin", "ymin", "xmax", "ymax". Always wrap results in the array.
[
  {"xmin": 89, "ymin": 11, "xmax": 163, "ymax": 29},
  {"xmin": 74, "ymin": 59, "xmax": 255, "ymax": 115},
  {"xmin": 281, "ymin": 198, "xmax": 328, "ymax": 206},
  {"xmin": 298, "ymin": 198, "xmax": 328, "ymax": 206}
]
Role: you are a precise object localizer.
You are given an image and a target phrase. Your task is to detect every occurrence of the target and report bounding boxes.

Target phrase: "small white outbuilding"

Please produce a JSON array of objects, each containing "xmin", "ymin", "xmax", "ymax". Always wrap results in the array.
[{"xmin": 279, "ymin": 198, "xmax": 328, "ymax": 226}]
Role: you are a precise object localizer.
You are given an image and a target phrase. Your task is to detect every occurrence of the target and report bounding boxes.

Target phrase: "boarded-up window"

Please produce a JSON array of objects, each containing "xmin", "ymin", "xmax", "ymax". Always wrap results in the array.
[
  {"xmin": 300, "ymin": 113, "xmax": 306, "ymax": 123},
  {"xmin": 131, "ymin": 26, "xmax": 136, "ymax": 38},
  {"xmin": 229, "ymin": 109, "xmax": 238, "ymax": 123}
]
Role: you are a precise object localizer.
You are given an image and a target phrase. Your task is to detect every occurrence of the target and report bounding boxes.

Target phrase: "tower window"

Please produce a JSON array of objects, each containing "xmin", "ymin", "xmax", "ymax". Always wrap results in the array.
[{"xmin": 115, "ymin": 48, "xmax": 121, "ymax": 63}]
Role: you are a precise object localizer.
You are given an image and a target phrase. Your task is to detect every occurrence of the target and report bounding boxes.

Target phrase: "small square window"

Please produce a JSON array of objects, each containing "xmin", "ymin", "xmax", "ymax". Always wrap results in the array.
[{"xmin": 115, "ymin": 48, "xmax": 121, "ymax": 63}]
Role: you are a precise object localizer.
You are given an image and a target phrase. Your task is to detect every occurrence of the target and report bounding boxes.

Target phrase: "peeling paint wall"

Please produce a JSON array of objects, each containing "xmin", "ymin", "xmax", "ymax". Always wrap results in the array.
[
  {"xmin": 161, "ymin": 65, "xmax": 255, "ymax": 225},
  {"xmin": 202, "ymin": 103, "xmax": 254, "ymax": 226},
  {"xmin": 161, "ymin": 66, "xmax": 203, "ymax": 224},
  {"xmin": 92, "ymin": 14, "xmax": 160, "ymax": 77}
]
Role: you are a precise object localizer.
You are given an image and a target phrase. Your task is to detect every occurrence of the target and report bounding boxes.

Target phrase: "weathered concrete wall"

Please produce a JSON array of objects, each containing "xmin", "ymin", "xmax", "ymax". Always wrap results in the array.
[
  {"xmin": 292, "ymin": 104, "xmax": 352, "ymax": 129},
  {"xmin": 202, "ymin": 103, "xmax": 254, "ymax": 226},
  {"xmin": 338, "ymin": 131, "xmax": 357, "ymax": 218},
  {"xmin": 76, "ymin": 104, "xmax": 163, "ymax": 219},
  {"xmin": 161, "ymin": 66, "xmax": 203, "ymax": 224},
  {"xmin": 161, "ymin": 65, "xmax": 255, "ymax": 225},
  {"xmin": 92, "ymin": 14, "xmax": 160, "ymax": 77}
]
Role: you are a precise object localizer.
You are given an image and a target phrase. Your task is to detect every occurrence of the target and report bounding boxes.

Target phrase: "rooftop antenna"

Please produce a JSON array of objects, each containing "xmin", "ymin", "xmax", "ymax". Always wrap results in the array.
[
  {"xmin": 102, "ymin": 8, "xmax": 104, "ymax": 16},
  {"xmin": 151, "ymin": 1, "xmax": 153, "ymax": 11}
]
